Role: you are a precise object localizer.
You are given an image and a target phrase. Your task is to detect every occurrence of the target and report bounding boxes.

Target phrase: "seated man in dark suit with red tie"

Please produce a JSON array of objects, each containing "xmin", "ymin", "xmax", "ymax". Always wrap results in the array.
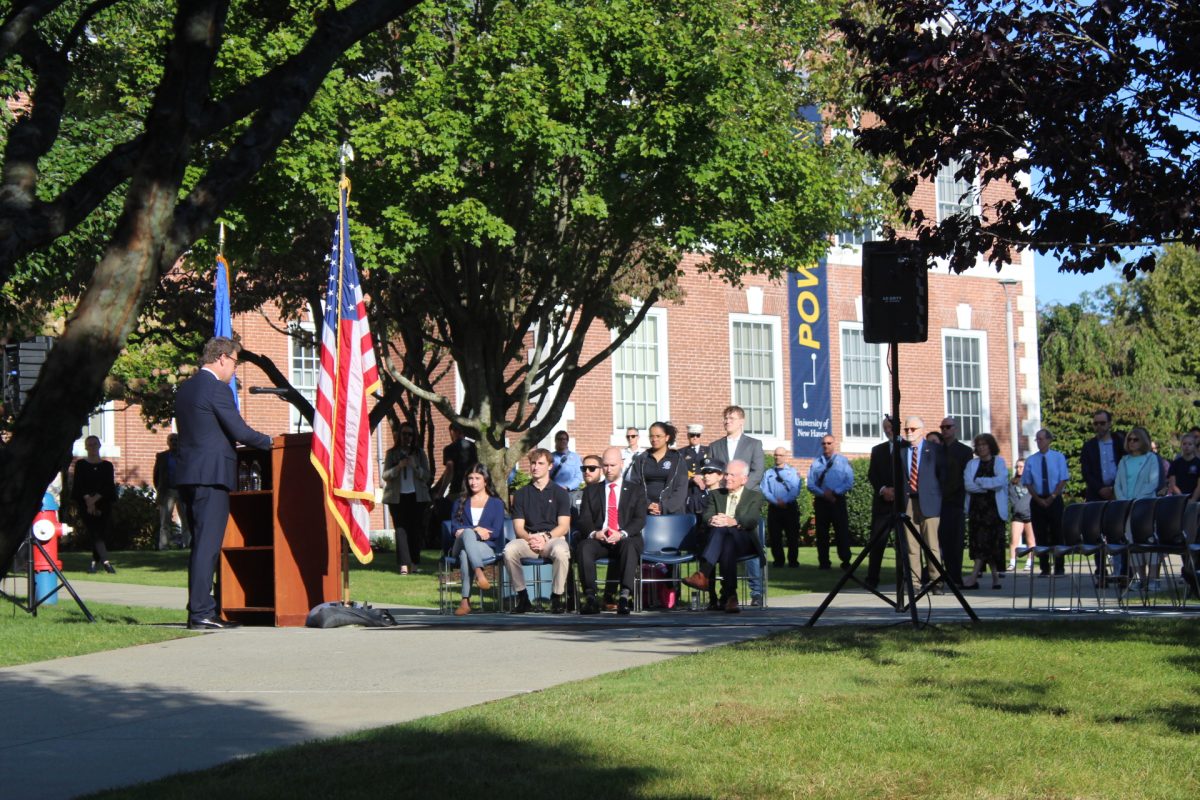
[
  {"xmin": 682, "ymin": 459, "xmax": 766, "ymax": 613},
  {"xmin": 578, "ymin": 446, "xmax": 648, "ymax": 615}
]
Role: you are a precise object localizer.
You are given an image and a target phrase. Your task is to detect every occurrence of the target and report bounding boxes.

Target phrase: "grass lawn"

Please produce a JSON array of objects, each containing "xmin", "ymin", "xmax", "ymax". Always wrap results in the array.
[
  {"xmin": 61, "ymin": 547, "xmax": 901, "ymax": 609},
  {"xmin": 88, "ymin": 617, "xmax": 1200, "ymax": 799},
  {"xmin": 0, "ymin": 600, "xmax": 195, "ymax": 667}
]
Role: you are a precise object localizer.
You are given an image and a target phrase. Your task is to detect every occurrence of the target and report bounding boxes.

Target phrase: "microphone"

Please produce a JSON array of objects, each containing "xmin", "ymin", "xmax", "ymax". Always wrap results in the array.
[{"xmin": 249, "ymin": 386, "xmax": 290, "ymax": 396}]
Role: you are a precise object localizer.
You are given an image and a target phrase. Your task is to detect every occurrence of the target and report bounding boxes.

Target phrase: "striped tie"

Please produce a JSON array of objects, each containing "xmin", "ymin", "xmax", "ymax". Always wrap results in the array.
[{"xmin": 909, "ymin": 446, "xmax": 919, "ymax": 494}]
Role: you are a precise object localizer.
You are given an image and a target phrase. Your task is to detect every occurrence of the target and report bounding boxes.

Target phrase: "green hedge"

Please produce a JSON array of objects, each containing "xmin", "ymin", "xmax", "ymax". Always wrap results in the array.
[{"xmin": 63, "ymin": 483, "xmax": 160, "ymax": 552}]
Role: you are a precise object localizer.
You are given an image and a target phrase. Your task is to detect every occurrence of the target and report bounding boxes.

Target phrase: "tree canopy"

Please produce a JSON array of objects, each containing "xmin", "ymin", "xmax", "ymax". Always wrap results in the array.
[
  {"xmin": 1038, "ymin": 245, "xmax": 1200, "ymax": 498},
  {"xmin": 134, "ymin": 0, "xmax": 889, "ymax": 491},
  {"xmin": 0, "ymin": 0, "xmax": 420, "ymax": 575},
  {"xmin": 837, "ymin": 0, "xmax": 1199, "ymax": 275}
]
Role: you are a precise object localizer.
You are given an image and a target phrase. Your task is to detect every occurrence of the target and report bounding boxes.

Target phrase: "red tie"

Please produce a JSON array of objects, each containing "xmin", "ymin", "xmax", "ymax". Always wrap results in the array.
[
  {"xmin": 909, "ymin": 446, "xmax": 919, "ymax": 495},
  {"xmin": 607, "ymin": 483, "xmax": 619, "ymax": 531}
]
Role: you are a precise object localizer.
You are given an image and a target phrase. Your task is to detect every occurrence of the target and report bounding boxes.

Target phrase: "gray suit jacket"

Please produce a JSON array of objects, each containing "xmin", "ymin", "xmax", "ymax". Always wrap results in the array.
[
  {"xmin": 907, "ymin": 439, "xmax": 944, "ymax": 519},
  {"xmin": 708, "ymin": 434, "xmax": 765, "ymax": 487}
]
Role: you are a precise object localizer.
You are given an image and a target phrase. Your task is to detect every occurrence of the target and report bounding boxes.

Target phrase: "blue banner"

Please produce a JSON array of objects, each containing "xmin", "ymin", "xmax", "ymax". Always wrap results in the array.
[
  {"xmin": 788, "ymin": 259, "xmax": 830, "ymax": 458},
  {"xmin": 214, "ymin": 254, "xmax": 239, "ymax": 408}
]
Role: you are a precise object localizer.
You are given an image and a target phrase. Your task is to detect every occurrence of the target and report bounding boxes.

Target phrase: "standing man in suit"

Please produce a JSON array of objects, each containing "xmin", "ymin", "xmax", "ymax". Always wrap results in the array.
[
  {"xmin": 1081, "ymin": 409, "xmax": 1124, "ymax": 578},
  {"xmin": 866, "ymin": 416, "xmax": 908, "ymax": 590},
  {"xmin": 1022, "ymin": 428, "xmax": 1070, "ymax": 576},
  {"xmin": 577, "ymin": 446, "xmax": 648, "ymax": 615},
  {"xmin": 153, "ymin": 433, "xmax": 190, "ymax": 550},
  {"xmin": 937, "ymin": 416, "xmax": 974, "ymax": 588},
  {"xmin": 708, "ymin": 405, "xmax": 765, "ymax": 487},
  {"xmin": 901, "ymin": 416, "xmax": 945, "ymax": 592},
  {"xmin": 679, "ymin": 424, "xmax": 709, "ymax": 476},
  {"xmin": 175, "ymin": 337, "xmax": 273, "ymax": 630},
  {"xmin": 681, "ymin": 459, "xmax": 766, "ymax": 613},
  {"xmin": 806, "ymin": 435, "xmax": 855, "ymax": 571},
  {"xmin": 1081, "ymin": 409, "xmax": 1124, "ymax": 502}
]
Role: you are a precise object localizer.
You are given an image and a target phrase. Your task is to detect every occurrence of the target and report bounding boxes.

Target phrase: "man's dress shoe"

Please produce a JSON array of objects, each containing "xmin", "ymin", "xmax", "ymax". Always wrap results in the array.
[{"xmin": 187, "ymin": 617, "xmax": 240, "ymax": 630}]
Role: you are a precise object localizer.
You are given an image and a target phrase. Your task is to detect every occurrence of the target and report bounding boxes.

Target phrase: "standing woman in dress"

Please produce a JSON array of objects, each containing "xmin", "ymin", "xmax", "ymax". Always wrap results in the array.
[
  {"xmin": 449, "ymin": 464, "xmax": 506, "ymax": 616},
  {"xmin": 72, "ymin": 435, "xmax": 117, "ymax": 574},
  {"xmin": 962, "ymin": 433, "xmax": 1008, "ymax": 589},
  {"xmin": 627, "ymin": 421, "xmax": 689, "ymax": 515},
  {"xmin": 382, "ymin": 421, "xmax": 432, "ymax": 574}
]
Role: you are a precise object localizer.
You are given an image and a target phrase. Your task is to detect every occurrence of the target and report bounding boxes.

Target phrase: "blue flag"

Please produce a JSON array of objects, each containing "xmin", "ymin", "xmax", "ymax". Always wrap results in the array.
[{"xmin": 214, "ymin": 254, "xmax": 239, "ymax": 408}]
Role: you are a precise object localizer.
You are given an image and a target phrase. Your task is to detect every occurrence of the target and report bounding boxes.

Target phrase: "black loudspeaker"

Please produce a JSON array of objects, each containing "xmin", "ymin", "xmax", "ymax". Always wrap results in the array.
[{"xmin": 862, "ymin": 240, "xmax": 928, "ymax": 343}]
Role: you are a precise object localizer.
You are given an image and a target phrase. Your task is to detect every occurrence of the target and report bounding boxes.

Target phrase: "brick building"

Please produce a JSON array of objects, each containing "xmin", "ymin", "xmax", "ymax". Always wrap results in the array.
[{"xmin": 83, "ymin": 158, "xmax": 1039, "ymax": 535}]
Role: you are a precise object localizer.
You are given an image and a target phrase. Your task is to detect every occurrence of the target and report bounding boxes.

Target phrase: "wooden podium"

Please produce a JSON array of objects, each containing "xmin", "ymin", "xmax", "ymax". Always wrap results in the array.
[{"xmin": 220, "ymin": 433, "xmax": 342, "ymax": 626}]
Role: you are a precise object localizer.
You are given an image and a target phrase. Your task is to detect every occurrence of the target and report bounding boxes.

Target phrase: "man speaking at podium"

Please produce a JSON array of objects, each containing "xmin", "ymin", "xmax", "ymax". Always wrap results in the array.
[{"xmin": 176, "ymin": 337, "xmax": 273, "ymax": 630}]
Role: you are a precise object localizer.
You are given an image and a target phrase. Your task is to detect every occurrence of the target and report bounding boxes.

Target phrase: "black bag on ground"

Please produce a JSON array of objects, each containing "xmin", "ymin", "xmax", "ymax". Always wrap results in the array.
[{"xmin": 305, "ymin": 601, "xmax": 398, "ymax": 628}]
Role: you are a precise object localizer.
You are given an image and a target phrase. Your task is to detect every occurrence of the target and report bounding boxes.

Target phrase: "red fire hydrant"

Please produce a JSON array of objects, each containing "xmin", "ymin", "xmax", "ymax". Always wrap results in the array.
[{"xmin": 31, "ymin": 494, "xmax": 70, "ymax": 605}]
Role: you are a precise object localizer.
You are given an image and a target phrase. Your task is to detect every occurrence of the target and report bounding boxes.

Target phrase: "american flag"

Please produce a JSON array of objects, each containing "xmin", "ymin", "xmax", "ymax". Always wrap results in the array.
[{"xmin": 310, "ymin": 176, "xmax": 380, "ymax": 565}]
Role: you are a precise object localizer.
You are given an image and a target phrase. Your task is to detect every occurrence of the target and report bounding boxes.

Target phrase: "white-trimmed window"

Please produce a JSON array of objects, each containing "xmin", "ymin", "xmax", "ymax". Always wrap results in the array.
[
  {"xmin": 289, "ymin": 323, "xmax": 319, "ymax": 433},
  {"xmin": 839, "ymin": 324, "xmax": 887, "ymax": 449},
  {"xmin": 730, "ymin": 315, "xmax": 783, "ymax": 439},
  {"xmin": 936, "ymin": 157, "xmax": 975, "ymax": 222},
  {"xmin": 73, "ymin": 402, "xmax": 119, "ymax": 458},
  {"xmin": 943, "ymin": 330, "xmax": 989, "ymax": 442},
  {"xmin": 612, "ymin": 307, "xmax": 668, "ymax": 433}
]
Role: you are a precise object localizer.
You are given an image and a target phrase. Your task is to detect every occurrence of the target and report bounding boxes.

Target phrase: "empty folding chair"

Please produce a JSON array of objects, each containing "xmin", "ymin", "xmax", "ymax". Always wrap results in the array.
[
  {"xmin": 636, "ymin": 514, "xmax": 697, "ymax": 611},
  {"xmin": 1076, "ymin": 501, "xmax": 1108, "ymax": 609},
  {"xmin": 1100, "ymin": 499, "xmax": 1133, "ymax": 609}
]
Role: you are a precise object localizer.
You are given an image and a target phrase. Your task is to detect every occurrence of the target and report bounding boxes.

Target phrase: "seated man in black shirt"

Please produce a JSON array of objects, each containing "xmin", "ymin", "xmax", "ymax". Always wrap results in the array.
[{"xmin": 503, "ymin": 448, "xmax": 572, "ymax": 613}]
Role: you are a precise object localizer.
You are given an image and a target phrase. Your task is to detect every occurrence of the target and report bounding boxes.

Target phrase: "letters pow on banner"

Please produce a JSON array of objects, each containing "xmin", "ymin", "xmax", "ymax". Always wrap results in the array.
[{"xmin": 788, "ymin": 259, "xmax": 830, "ymax": 459}]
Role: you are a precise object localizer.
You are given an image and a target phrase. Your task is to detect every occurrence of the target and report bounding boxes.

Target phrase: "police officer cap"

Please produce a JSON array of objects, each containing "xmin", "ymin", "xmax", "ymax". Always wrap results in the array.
[{"xmin": 698, "ymin": 459, "xmax": 725, "ymax": 474}]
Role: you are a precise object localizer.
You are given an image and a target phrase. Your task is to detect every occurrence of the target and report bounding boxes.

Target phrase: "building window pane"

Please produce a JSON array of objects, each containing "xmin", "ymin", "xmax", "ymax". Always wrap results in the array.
[
  {"xmin": 840, "ymin": 327, "xmax": 883, "ymax": 440},
  {"xmin": 613, "ymin": 314, "xmax": 661, "ymax": 430},
  {"xmin": 936, "ymin": 158, "xmax": 973, "ymax": 222},
  {"xmin": 290, "ymin": 327, "xmax": 319, "ymax": 433},
  {"xmin": 945, "ymin": 334, "xmax": 983, "ymax": 441},
  {"xmin": 732, "ymin": 320, "xmax": 776, "ymax": 437}
]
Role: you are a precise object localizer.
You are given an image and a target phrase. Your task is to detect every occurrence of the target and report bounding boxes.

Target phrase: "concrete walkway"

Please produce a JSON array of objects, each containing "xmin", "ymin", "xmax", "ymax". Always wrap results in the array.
[{"xmin": 2, "ymin": 572, "xmax": 1189, "ymax": 799}]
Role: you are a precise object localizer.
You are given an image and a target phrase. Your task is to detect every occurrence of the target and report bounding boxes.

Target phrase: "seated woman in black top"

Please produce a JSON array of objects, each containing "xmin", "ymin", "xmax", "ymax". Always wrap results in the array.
[{"xmin": 628, "ymin": 421, "xmax": 690, "ymax": 515}]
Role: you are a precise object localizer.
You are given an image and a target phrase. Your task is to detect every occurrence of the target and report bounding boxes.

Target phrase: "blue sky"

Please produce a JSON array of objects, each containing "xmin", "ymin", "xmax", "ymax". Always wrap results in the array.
[{"xmin": 1034, "ymin": 252, "xmax": 1124, "ymax": 306}]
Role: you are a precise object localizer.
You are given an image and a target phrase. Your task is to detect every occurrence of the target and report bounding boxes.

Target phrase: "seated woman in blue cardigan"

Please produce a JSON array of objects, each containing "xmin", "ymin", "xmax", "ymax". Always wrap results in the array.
[{"xmin": 449, "ymin": 463, "xmax": 507, "ymax": 616}]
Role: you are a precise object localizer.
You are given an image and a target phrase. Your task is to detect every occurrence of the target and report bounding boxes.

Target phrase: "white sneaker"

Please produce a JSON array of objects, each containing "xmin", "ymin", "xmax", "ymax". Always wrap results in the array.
[{"xmin": 1007, "ymin": 559, "xmax": 1016, "ymax": 572}]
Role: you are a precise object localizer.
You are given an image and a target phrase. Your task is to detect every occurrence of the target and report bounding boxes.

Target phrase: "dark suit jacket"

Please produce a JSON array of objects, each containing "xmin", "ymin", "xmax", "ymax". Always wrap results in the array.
[
  {"xmin": 175, "ymin": 369, "xmax": 272, "ymax": 490},
  {"xmin": 941, "ymin": 440, "xmax": 974, "ymax": 503},
  {"xmin": 702, "ymin": 486, "xmax": 766, "ymax": 563},
  {"xmin": 579, "ymin": 480, "xmax": 648, "ymax": 540},
  {"xmin": 702, "ymin": 487, "xmax": 763, "ymax": 532},
  {"xmin": 1081, "ymin": 434, "xmax": 1125, "ymax": 501},
  {"xmin": 868, "ymin": 439, "xmax": 909, "ymax": 514},
  {"xmin": 153, "ymin": 449, "xmax": 176, "ymax": 492}
]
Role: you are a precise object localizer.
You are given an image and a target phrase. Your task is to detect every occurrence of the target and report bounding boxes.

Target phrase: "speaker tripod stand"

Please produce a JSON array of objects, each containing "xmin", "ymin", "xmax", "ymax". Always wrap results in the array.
[
  {"xmin": 806, "ymin": 342, "xmax": 977, "ymax": 627},
  {"xmin": 0, "ymin": 530, "xmax": 95, "ymax": 621}
]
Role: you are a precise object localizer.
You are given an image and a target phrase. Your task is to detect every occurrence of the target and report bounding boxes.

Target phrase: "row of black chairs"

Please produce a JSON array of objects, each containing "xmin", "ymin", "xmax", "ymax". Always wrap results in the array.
[
  {"xmin": 437, "ymin": 514, "xmax": 767, "ymax": 614},
  {"xmin": 1013, "ymin": 495, "xmax": 1200, "ymax": 611}
]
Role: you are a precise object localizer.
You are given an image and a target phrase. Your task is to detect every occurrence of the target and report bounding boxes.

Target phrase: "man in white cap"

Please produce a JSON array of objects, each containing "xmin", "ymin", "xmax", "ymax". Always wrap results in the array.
[{"xmin": 680, "ymin": 424, "xmax": 709, "ymax": 476}]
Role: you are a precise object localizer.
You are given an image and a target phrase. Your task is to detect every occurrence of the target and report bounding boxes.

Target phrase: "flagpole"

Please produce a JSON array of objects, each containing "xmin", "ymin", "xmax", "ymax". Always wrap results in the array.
[{"xmin": 338, "ymin": 143, "xmax": 353, "ymax": 605}]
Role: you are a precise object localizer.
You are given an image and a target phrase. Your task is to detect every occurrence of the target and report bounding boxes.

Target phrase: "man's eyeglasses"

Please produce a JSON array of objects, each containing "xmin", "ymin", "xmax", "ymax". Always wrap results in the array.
[
  {"xmin": 582, "ymin": 465, "xmax": 601, "ymax": 472},
  {"xmin": 626, "ymin": 435, "xmax": 638, "ymax": 440},
  {"xmin": 903, "ymin": 427, "xmax": 919, "ymax": 433},
  {"xmin": 688, "ymin": 433, "xmax": 701, "ymax": 438}
]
